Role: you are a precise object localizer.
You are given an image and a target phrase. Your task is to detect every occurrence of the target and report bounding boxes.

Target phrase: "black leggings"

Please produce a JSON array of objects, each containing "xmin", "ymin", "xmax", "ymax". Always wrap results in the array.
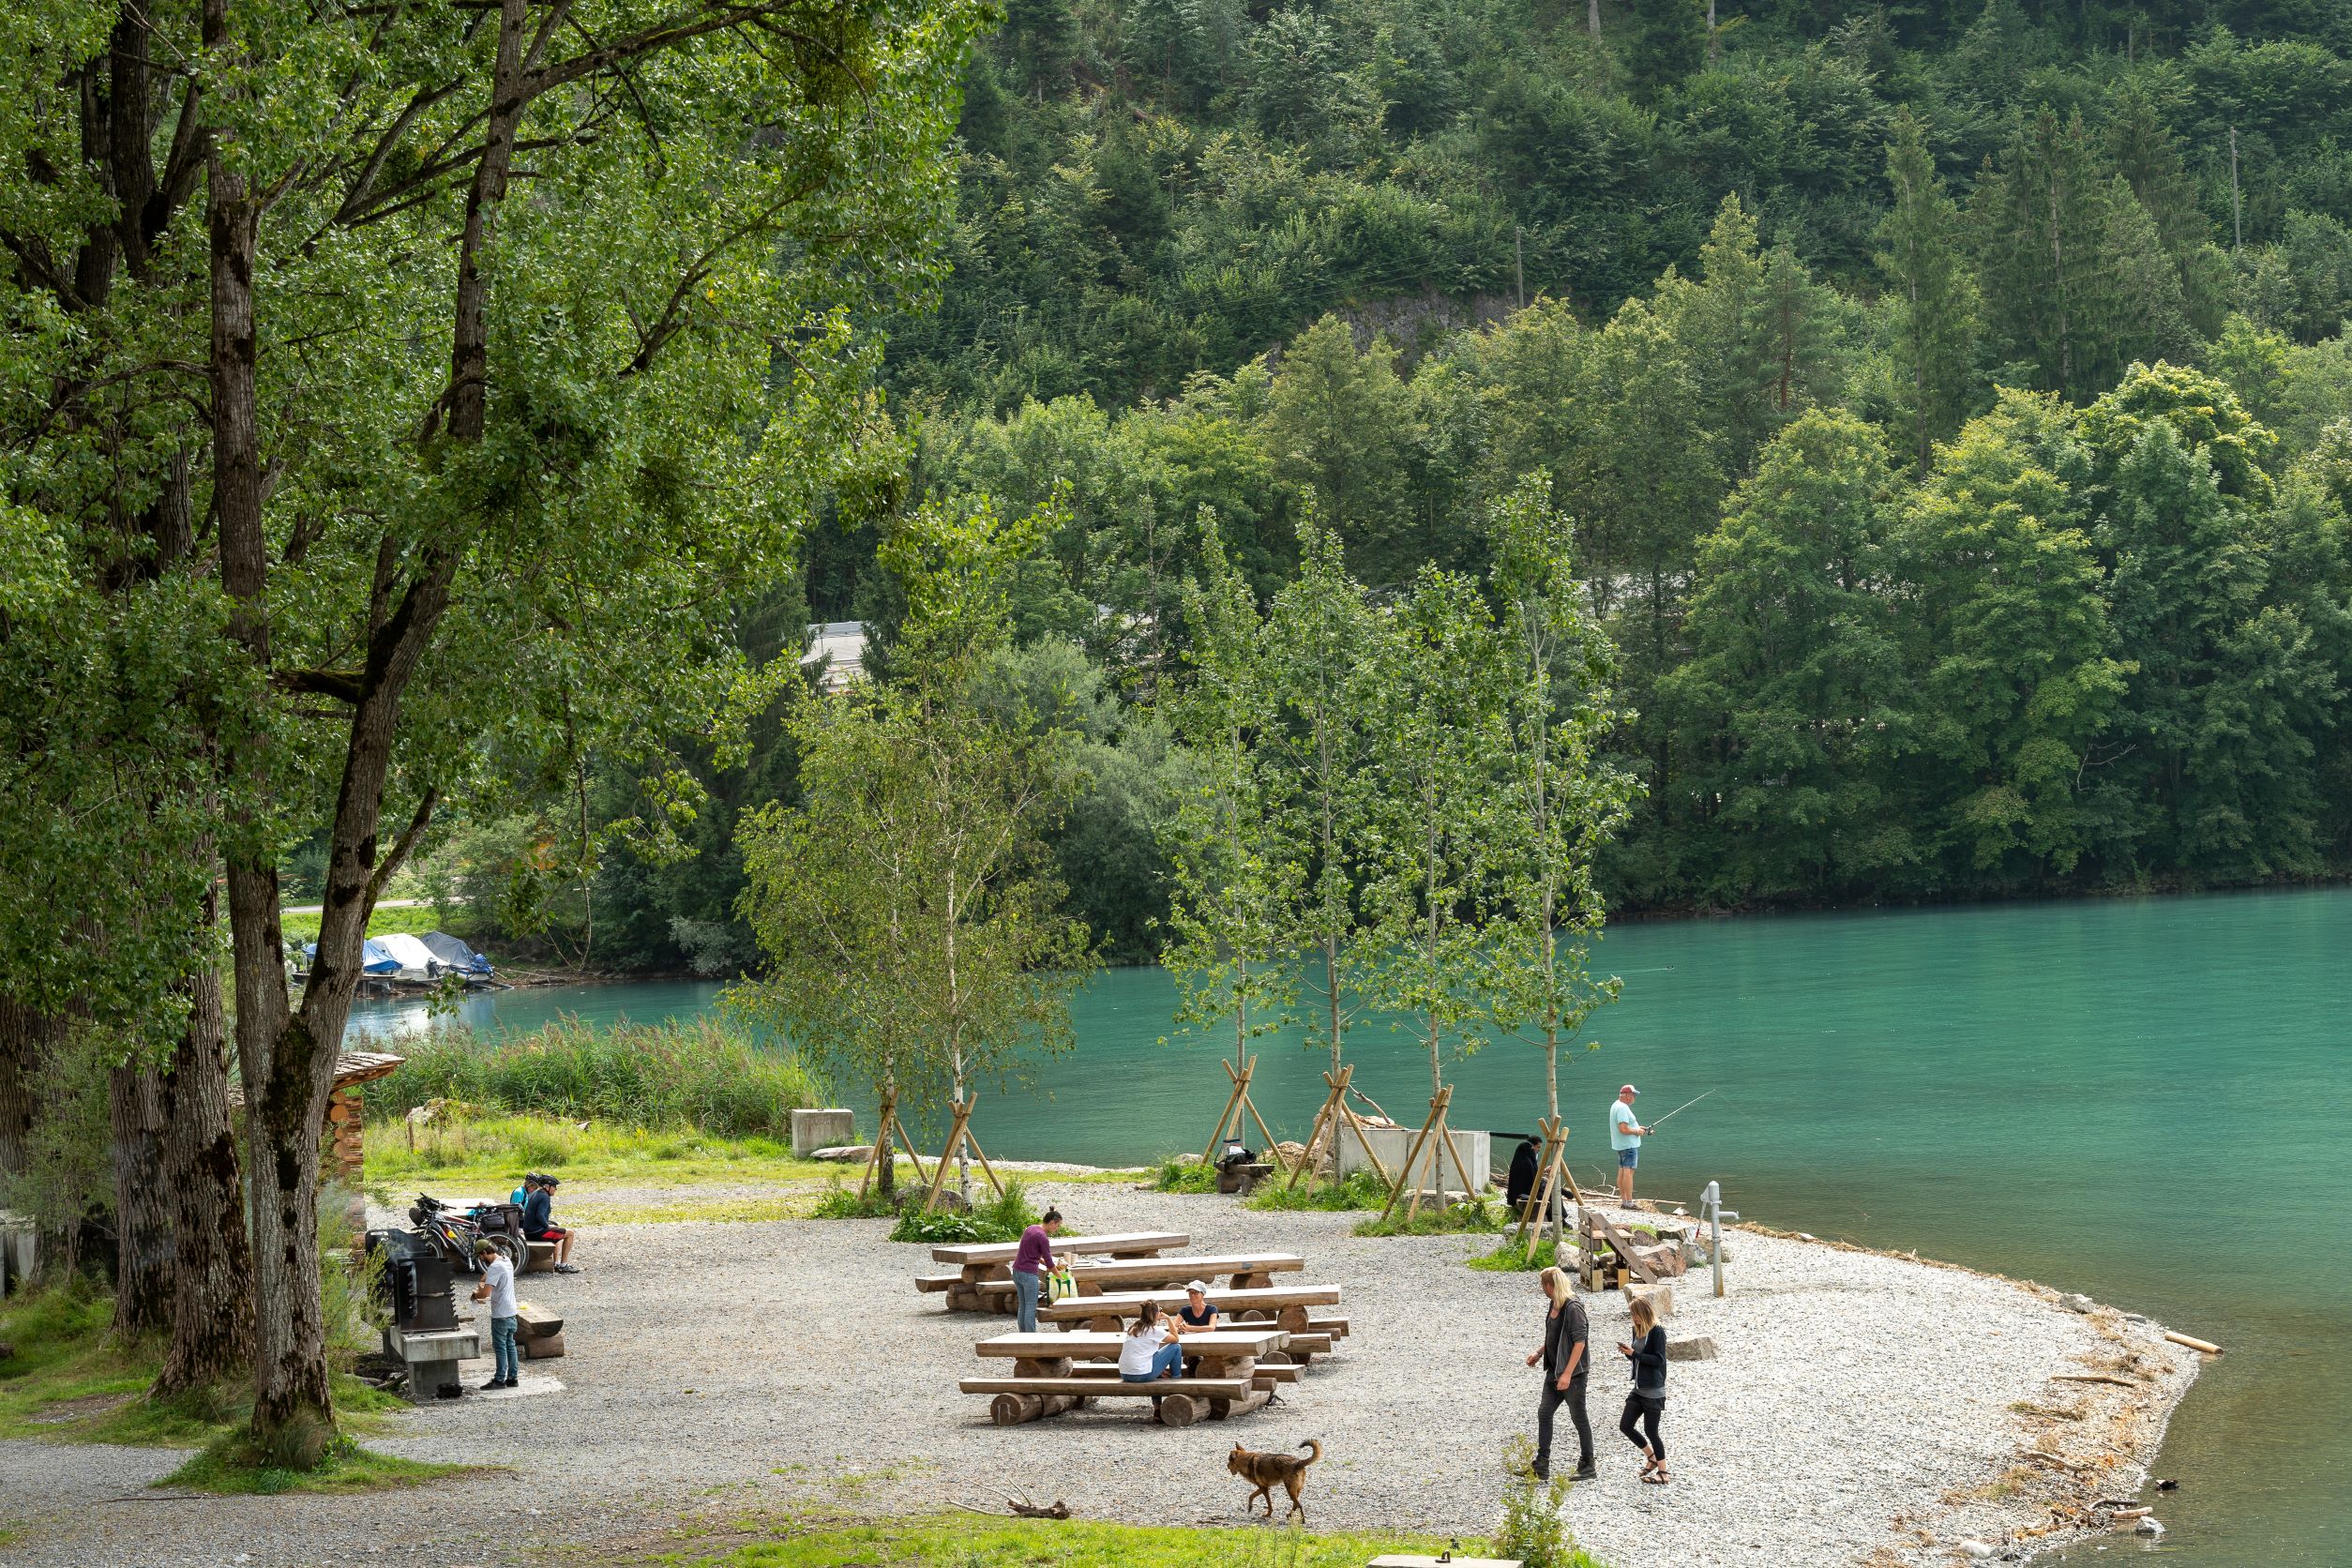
[{"xmin": 1620, "ymin": 1392, "xmax": 1665, "ymax": 1462}]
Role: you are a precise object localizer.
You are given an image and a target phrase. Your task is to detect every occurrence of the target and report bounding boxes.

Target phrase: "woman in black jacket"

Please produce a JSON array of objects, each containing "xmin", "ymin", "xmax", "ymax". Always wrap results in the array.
[
  {"xmin": 1523, "ymin": 1266, "xmax": 1593, "ymax": 1481},
  {"xmin": 1616, "ymin": 1293, "xmax": 1669, "ymax": 1484}
]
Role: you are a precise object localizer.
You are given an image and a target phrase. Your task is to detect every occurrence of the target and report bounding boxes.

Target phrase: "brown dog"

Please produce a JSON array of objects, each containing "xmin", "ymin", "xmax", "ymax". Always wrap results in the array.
[{"xmin": 1228, "ymin": 1439, "xmax": 1322, "ymax": 1523}]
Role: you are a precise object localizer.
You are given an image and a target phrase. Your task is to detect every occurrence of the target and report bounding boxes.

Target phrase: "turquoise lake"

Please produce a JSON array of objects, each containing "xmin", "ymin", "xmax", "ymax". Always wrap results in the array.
[{"xmin": 349, "ymin": 886, "xmax": 2350, "ymax": 1566}]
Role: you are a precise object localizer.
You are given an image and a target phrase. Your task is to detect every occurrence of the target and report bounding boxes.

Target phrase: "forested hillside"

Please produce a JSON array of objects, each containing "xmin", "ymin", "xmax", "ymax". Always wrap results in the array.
[{"xmin": 442, "ymin": 1, "xmax": 2352, "ymax": 966}]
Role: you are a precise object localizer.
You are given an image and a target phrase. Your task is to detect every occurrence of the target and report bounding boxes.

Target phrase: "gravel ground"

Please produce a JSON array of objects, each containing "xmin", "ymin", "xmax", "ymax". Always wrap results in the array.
[{"xmin": 0, "ymin": 1182, "xmax": 2199, "ymax": 1568}]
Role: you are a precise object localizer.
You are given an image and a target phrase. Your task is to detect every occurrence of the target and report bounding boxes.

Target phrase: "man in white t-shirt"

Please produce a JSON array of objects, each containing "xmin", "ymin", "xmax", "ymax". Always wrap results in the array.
[
  {"xmin": 470, "ymin": 1240, "xmax": 520, "ymax": 1391},
  {"xmin": 1608, "ymin": 1085, "xmax": 1651, "ymax": 1208}
]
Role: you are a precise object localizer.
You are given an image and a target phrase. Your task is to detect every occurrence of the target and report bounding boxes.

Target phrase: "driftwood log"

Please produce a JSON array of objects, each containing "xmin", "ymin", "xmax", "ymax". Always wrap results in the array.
[{"xmin": 954, "ymin": 1493, "xmax": 1072, "ymax": 1519}]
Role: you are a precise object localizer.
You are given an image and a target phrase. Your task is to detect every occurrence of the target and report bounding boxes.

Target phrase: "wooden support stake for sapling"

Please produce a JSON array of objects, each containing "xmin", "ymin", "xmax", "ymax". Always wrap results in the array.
[
  {"xmin": 1380, "ymin": 1084, "xmax": 1455, "ymax": 1225},
  {"xmin": 1511, "ymin": 1117, "xmax": 1570, "ymax": 1250},
  {"xmin": 1200, "ymin": 1055, "xmax": 1289, "ymax": 1178},
  {"xmin": 1285, "ymin": 1065, "xmax": 1355, "ymax": 1192},
  {"xmin": 925, "ymin": 1093, "xmax": 1007, "ymax": 1213},
  {"xmin": 860, "ymin": 1091, "xmax": 933, "ymax": 1200}
]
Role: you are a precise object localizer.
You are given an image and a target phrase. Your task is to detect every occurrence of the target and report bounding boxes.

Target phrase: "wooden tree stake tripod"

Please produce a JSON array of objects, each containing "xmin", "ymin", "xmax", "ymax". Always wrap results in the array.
[
  {"xmin": 924, "ymin": 1093, "xmax": 1008, "ymax": 1214},
  {"xmin": 1285, "ymin": 1063, "xmax": 1392, "ymax": 1192},
  {"xmin": 858, "ymin": 1090, "xmax": 934, "ymax": 1200},
  {"xmin": 1378, "ymin": 1083, "xmax": 1481, "ymax": 1224},
  {"xmin": 1508, "ymin": 1115, "xmax": 1585, "ymax": 1252},
  {"xmin": 1199, "ymin": 1054, "xmax": 1285, "ymax": 1171}
]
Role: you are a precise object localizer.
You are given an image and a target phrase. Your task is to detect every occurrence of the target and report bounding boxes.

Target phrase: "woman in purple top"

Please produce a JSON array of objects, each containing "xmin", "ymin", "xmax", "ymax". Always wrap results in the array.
[{"xmin": 1011, "ymin": 1207, "xmax": 1063, "ymax": 1332}]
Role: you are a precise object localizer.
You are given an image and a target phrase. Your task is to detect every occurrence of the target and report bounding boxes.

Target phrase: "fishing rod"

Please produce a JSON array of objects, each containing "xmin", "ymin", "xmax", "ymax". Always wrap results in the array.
[{"xmin": 1648, "ymin": 1089, "xmax": 1714, "ymax": 1130}]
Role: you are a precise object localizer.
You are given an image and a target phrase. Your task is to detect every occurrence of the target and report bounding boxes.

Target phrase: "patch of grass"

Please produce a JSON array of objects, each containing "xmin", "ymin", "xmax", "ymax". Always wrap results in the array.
[
  {"xmin": 279, "ymin": 904, "xmax": 450, "ymax": 947},
  {"xmin": 689, "ymin": 1515, "xmax": 1459, "ymax": 1568},
  {"xmin": 808, "ymin": 1182, "xmax": 898, "ymax": 1220},
  {"xmin": 1148, "ymin": 1156, "xmax": 1218, "ymax": 1193},
  {"xmin": 161, "ymin": 1425, "xmax": 463, "ymax": 1495},
  {"xmin": 1244, "ymin": 1169, "xmax": 1388, "ymax": 1213},
  {"xmin": 0, "ymin": 1283, "xmax": 405, "ymax": 1448},
  {"xmin": 366, "ymin": 1113, "xmax": 843, "ymax": 1193},
  {"xmin": 1470, "ymin": 1236, "xmax": 1563, "ymax": 1272},
  {"xmin": 370, "ymin": 1017, "xmax": 826, "ymax": 1138},
  {"xmin": 1352, "ymin": 1195, "xmax": 1505, "ymax": 1238}
]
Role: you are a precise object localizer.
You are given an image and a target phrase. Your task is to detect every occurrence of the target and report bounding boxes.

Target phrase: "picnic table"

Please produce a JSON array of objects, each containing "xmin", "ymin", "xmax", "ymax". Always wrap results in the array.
[
  {"xmin": 963, "ymin": 1251, "xmax": 1303, "ymax": 1314},
  {"xmin": 1038, "ymin": 1284, "xmax": 1349, "ymax": 1360},
  {"xmin": 962, "ymin": 1326, "xmax": 1291, "ymax": 1427},
  {"xmin": 916, "ymin": 1230, "xmax": 1190, "ymax": 1312}
]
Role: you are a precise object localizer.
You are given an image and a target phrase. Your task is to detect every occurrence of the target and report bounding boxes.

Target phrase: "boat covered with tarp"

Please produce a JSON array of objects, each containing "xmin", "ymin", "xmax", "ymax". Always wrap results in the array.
[{"xmin": 417, "ymin": 930, "xmax": 494, "ymax": 980}]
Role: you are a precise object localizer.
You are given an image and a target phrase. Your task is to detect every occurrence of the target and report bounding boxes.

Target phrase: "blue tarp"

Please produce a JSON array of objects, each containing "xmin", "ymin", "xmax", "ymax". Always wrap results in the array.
[{"xmin": 303, "ymin": 940, "xmax": 402, "ymax": 975}]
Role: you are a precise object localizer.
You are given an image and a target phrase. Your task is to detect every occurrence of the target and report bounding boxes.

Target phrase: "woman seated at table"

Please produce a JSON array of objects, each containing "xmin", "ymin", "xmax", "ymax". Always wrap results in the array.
[
  {"xmin": 1119, "ymin": 1301, "xmax": 1184, "ymax": 1423},
  {"xmin": 1174, "ymin": 1279, "xmax": 1217, "ymax": 1377}
]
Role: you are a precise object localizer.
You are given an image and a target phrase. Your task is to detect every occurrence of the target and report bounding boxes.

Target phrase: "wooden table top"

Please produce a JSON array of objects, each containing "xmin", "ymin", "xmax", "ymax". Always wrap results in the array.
[
  {"xmin": 972, "ymin": 1328, "xmax": 1289, "ymax": 1358},
  {"xmin": 928, "ymin": 1230, "xmax": 1189, "ymax": 1266},
  {"xmin": 1038, "ymin": 1283, "xmax": 1339, "ymax": 1317}
]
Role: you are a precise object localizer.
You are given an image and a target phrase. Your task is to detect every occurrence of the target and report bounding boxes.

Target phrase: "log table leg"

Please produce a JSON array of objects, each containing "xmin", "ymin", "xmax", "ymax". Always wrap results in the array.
[
  {"xmin": 990, "ymin": 1393, "xmax": 1080, "ymax": 1426},
  {"xmin": 1199, "ymin": 1356, "xmax": 1259, "ymax": 1420},
  {"xmin": 1158, "ymin": 1393, "xmax": 1199, "ymax": 1427}
]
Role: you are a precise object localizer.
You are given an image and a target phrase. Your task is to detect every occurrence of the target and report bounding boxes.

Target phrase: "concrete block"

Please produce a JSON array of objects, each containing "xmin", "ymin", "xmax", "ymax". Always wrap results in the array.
[
  {"xmin": 1666, "ymin": 1335, "xmax": 1716, "ymax": 1362},
  {"xmin": 792, "ymin": 1108, "xmax": 857, "ymax": 1157},
  {"xmin": 1335, "ymin": 1123, "xmax": 1489, "ymax": 1195}
]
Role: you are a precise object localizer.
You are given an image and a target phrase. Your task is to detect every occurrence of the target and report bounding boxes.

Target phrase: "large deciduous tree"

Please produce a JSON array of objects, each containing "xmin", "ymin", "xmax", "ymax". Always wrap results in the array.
[{"xmin": 186, "ymin": 0, "xmax": 984, "ymax": 1445}]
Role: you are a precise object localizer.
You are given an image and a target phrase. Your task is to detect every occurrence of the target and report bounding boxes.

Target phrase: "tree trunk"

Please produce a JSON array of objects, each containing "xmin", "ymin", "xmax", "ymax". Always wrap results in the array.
[
  {"xmin": 107, "ymin": 1061, "xmax": 174, "ymax": 1339},
  {"xmin": 1588, "ymin": 0, "xmax": 1601, "ymax": 38},
  {"xmin": 156, "ymin": 872, "xmax": 255, "ymax": 1395},
  {"xmin": 0, "ymin": 999, "xmax": 54, "ymax": 1179}
]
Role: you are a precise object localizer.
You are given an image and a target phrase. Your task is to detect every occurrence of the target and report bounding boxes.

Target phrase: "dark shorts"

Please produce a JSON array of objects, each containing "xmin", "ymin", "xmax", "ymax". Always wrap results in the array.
[{"xmin": 1616, "ymin": 1148, "xmax": 1639, "ymax": 1170}]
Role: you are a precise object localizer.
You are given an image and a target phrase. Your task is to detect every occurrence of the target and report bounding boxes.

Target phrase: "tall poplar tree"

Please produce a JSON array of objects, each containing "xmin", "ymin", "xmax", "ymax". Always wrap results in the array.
[
  {"xmin": 1260, "ymin": 512, "xmax": 1385, "ymax": 1077},
  {"xmin": 1162, "ymin": 523, "xmax": 1295, "ymax": 1074},
  {"xmin": 1480, "ymin": 478, "xmax": 1636, "ymax": 1123}
]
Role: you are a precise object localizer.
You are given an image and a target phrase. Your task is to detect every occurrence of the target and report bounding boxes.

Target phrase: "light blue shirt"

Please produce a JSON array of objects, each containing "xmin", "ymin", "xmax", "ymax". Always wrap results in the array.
[{"xmin": 1609, "ymin": 1099, "xmax": 1642, "ymax": 1152}]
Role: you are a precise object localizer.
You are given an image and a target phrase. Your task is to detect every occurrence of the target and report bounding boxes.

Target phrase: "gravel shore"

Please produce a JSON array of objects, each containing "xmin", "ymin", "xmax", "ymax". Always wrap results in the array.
[{"xmin": 0, "ymin": 1181, "xmax": 2201, "ymax": 1567}]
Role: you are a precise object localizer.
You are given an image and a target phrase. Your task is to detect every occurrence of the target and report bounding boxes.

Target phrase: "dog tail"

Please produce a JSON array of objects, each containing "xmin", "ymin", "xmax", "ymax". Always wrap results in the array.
[{"xmin": 1298, "ymin": 1440, "xmax": 1322, "ymax": 1466}]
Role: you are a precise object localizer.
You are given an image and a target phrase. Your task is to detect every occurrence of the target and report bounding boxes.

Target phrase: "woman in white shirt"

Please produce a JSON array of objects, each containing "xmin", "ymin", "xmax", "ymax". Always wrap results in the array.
[{"xmin": 1118, "ymin": 1300, "xmax": 1184, "ymax": 1423}]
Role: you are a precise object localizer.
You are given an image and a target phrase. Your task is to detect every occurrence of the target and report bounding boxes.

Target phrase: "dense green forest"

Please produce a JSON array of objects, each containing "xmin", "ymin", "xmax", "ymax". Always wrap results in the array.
[{"xmin": 417, "ymin": 0, "xmax": 2352, "ymax": 968}]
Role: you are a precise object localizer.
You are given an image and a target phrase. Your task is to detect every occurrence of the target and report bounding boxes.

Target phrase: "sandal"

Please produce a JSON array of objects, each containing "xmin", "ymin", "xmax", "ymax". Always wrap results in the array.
[{"xmin": 1642, "ymin": 1469, "xmax": 1669, "ymax": 1485}]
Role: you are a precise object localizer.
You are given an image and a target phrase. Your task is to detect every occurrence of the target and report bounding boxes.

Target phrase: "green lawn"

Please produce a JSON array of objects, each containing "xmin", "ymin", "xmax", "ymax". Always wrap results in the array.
[
  {"xmin": 678, "ymin": 1516, "xmax": 1463, "ymax": 1568},
  {"xmin": 0, "ymin": 1282, "xmax": 411, "ymax": 1453},
  {"xmin": 368, "ymin": 1114, "xmax": 1151, "ymax": 1222},
  {"xmin": 279, "ymin": 904, "xmax": 451, "ymax": 947}
]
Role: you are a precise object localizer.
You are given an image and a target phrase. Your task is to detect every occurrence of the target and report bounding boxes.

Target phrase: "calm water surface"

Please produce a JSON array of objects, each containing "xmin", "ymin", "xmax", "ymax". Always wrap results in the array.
[{"xmin": 351, "ymin": 887, "xmax": 2349, "ymax": 1567}]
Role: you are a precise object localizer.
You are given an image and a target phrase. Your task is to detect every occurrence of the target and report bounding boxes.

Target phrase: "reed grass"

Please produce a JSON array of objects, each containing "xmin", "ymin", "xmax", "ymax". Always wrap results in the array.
[{"xmin": 367, "ymin": 1017, "xmax": 824, "ymax": 1138}]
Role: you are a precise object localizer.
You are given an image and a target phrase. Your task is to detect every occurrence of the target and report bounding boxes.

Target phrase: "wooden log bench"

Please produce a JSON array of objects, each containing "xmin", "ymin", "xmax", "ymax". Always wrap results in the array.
[
  {"xmin": 919, "ymin": 1230, "xmax": 1191, "ymax": 1310},
  {"xmin": 967, "ymin": 1324, "xmax": 1282, "ymax": 1426},
  {"xmin": 958, "ymin": 1373, "xmax": 1257, "ymax": 1427}
]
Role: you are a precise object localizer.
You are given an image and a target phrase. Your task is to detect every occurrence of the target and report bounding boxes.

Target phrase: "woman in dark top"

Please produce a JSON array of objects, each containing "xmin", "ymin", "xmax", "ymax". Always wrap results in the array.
[
  {"xmin": 1524, "ymin": 1265, "xmax": 1592, "ymax": 1481},
  {"xmin": 1175, "ymin": 1280, "xmax": 1217, "ymax": 1377},
  {"xmin": 1616, "ymin": 1293, "xmax": 1669, "ymax": 1484}
]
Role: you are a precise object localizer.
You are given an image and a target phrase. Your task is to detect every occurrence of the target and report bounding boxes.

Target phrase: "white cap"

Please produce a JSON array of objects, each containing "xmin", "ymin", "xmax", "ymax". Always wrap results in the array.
[
  {"xmin": 1621, "ymin": 1084, "xmax": 1640, "ymax": 1095},
  {"xmin": 1184, "ymin": 1279, "xmax": 1210, "ymax": 1293}
]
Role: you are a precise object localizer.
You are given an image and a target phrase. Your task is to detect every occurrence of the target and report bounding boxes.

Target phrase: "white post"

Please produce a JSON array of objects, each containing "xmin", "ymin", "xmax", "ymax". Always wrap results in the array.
[{"xmin": 1702, "ymin": 1180, "xmax": 1738, "ymax": 1300}]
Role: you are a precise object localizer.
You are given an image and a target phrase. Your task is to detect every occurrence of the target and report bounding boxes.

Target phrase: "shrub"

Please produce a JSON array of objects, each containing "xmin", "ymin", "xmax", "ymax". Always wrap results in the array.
[
  {"xmin": 1352, "ymin": 1194, "xmax": 1504, "ymax": 1238},
  {"xmin": 810, "ymin": 1182, "xmax": 897, "ymax": 1220},
  {"xmin": 1150, "ymin": 1156, "xmax": 1218, "ymax": 1193},
  {"xmin": 1494, "ymin": 1436, "xmax": 1603, "ymax": 1567},
  {"xmin": 886, "ymin": 1179, "xmax": 1039, "ymax": 1244},
  {"xmin": 1247, "ymin": 1168, "xmax": 1388, "ymax": 1213},
  {"xmin": 369, "ymin": 1018, "xmax": 824, "ymax": 1137}
]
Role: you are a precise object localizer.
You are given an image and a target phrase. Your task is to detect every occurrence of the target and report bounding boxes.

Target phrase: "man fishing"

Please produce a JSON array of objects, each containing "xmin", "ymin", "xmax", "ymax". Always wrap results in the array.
[{"xmin": 1608, "ymin": 1085, "xmax": 1652, "ymax": 1207}]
